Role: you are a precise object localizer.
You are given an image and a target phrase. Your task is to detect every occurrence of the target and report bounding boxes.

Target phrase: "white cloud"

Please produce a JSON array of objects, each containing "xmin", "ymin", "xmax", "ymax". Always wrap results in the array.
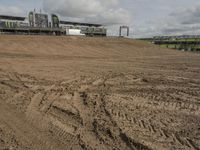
[
  {"xmin": 2, "ymin": 0, "xmax": 200, "ymax": 38},
  {"xmin": 43, "ymin": 0, "xmax": 131, "ymax": 25},
  {"xmin": 0, "ymin": 5, "xmax": 23, "ymax": 16},
  {"xmin": 170, "ymin": 5, "xmax": 200, "ymax": 25},
  {"xmin": 86, "ymin": 8, "xmax": 130, "ymax": 25},
  {"xmin": 133, "ymin": 4, "xmax": 200, "ymax": 38}
]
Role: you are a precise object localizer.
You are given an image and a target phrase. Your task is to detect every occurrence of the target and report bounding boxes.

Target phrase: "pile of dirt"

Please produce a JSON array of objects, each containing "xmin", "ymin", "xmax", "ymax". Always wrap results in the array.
[{"xmin": 0, "ymin": 35, "xmax": 200, "ymax": 150}]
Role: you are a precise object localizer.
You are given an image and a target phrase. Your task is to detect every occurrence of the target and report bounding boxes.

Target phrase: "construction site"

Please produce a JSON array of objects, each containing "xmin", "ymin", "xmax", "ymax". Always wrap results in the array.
[
  {"xmin": 0, "ymin": 11, "xmax": 107, "ymax": 36},
  {"xmin": 0, "ymin": 8, "xmax": 200, "ymax": 150}
]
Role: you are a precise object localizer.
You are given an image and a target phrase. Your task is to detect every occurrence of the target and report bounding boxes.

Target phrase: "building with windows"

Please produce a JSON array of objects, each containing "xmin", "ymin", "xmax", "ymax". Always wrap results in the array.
[{"xmin": 0, "ymin": 10, "xmax": 107, "ymax": 36}]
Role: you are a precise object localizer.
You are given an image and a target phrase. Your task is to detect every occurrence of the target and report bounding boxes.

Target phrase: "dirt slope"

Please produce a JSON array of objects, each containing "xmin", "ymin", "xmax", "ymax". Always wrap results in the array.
[{"xmin": 0, "ymin": 35, "xmax": 200, "ymax": 150}]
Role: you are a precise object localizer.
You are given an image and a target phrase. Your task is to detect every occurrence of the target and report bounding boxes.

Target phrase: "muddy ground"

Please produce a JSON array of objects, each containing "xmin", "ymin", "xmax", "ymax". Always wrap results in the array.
[{"xmin": 0, "ymin": 35, "xmax": 200, "ymax": 150}]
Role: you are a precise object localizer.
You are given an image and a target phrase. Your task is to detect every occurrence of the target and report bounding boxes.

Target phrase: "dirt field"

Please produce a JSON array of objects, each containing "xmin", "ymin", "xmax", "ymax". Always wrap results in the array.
[{"xmin": 0, "ymin": 35, "xmax": 200, "ymax": 150}]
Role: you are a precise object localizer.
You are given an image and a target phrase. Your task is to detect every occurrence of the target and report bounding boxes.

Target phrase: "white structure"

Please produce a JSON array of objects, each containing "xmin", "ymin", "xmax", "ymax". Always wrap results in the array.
[{"xmin": 66, "ymin": 28, "xmax": 85, "ymax": 36}]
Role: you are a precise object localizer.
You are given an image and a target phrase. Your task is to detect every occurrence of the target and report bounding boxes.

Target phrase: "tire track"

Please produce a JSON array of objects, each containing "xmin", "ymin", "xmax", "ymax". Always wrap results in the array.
[
  {"xmin": 108, "ymin": 94, "xmax": 200, "ymax": 116},
  {"xmin": 1, "ymin": 69, "xmax": 200, "ymax": 150},
  {"xmin": 0, "ymin": 98, "xmax": 67, "ymax": 150},
  {"xmin": 48, "ymin": 118, "xmax": 84, "ymax": 150},
  {"xmin": 25, "ymin": 93, "xmax": 85, "ymax": 149},
  {"xmin": 107, "ymin": 107, "xmax": 199, "ymax": 149}
]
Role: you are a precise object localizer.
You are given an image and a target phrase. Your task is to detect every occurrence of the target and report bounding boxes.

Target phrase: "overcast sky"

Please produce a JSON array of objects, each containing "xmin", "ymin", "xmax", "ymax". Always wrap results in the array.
[{"xmin": 0, "ymin": 0, "xmax": 200, "ymax": 38}]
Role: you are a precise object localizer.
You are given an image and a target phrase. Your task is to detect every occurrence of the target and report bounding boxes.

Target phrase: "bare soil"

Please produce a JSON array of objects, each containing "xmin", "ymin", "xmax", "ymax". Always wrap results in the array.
[{"xmin": 0, "ymin": 35, "xmax": 200, "ymax": 150}]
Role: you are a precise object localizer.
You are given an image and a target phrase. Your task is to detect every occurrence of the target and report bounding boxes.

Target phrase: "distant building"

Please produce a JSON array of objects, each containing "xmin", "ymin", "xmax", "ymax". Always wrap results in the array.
[
  {"xmin": 29, "ymin": 11, "xmax": 48, "ymax": 28},
  {"xmin": 0, "ymin": 10, "xmax": 107, "ymax": 36},
  {"xmin": 0, "ymin": 15, "xmax": 28, "ymax": 28},
  {"xmin": 59, "ymin": 21, "xmax": 106, "ymax": 36}
]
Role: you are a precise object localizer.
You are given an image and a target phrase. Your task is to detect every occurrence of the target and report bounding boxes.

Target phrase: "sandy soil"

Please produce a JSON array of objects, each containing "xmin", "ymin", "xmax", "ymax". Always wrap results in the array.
[{"xmin": 0, "ymin": 35, "xmax": 200, "ymax": 150}]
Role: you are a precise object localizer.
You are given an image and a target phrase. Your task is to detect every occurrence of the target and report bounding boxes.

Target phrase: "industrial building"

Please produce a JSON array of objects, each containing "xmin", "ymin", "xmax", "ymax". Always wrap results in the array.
[
  {"xmin": 0, "ymin": 10, "xmax": 107, "ymax": 36},
  {"xmin": 60, "ymin": 21, "xmax": 106, "ymax": 36}
]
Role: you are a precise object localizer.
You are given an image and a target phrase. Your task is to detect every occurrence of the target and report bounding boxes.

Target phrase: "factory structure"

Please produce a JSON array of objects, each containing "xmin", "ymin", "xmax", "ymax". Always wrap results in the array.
[{"xmin": 0, "ymin": 10, "xmax": 107, "ymax": 36}]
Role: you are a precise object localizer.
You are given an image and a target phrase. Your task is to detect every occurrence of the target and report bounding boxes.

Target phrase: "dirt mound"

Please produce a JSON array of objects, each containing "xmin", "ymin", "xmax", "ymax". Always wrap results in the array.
[{"xmin": 0, "ymin": 35, "xmax": 200, "ymax": 150}]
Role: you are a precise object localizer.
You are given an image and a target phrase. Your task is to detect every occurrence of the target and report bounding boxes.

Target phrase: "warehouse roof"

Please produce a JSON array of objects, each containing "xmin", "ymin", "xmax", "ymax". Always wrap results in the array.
[
  {"xmin": 0, "ymin": 15, "xmax": 26, "ymax": 21},
  {"xmin": 60, "ymin": 21, "xmax": 102, "ymax": 27}
]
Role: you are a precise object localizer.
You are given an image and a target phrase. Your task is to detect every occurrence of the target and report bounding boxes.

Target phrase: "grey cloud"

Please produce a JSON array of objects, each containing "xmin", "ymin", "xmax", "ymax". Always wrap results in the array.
[
  {"xmin": 170, "ymin": 6, "xmax": 200, "ymax": 25},
  {"xmin": 2, "ymin": 0, "xmax": 200, "ymax": 38},
  {"xmin": 134, "ymin": 3, "xmax": 200, "ymax": 38},
  {"xmin": 43, "ymin": 0, "xmax": 131, "ymax": 25},
  {"xmin": 85, "ymin": 8, "xmax": 130, "ymax": 25},
  {"xmin": 160, "ymin": 5, "xmax": 200, "ymax": 35},
  {"xmin": 0, "ymin": 5, "xmax": 23, "ymax": 16}
]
